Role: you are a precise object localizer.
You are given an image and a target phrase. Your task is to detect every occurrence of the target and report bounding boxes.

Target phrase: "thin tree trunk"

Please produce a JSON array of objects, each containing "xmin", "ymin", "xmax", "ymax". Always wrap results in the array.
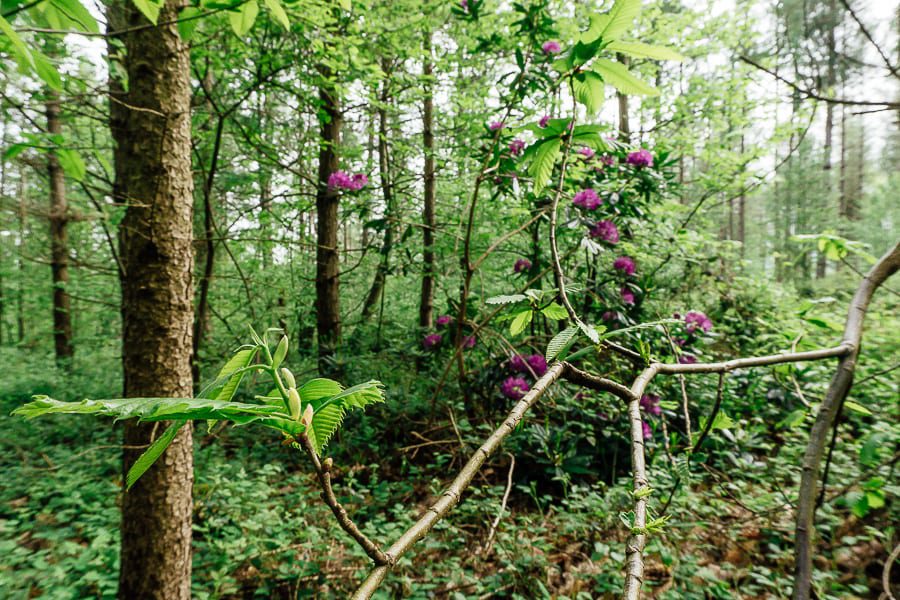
[
  {"xmin": 107, "ymin": 1, "xmax": 195, "ymax": 598},
  {"xmin": 738, "ymin": 135, "xmax": 746, "ymax": 257},
  {"xmin": 45, "ymin": 92, "xmax": 75, "ymax": 364},
  {"xmin": 315, "ymin": 68, "xmax": 343, "ymax": 375},
  {"xmin": 16, "ymin": 172, "xmax": 26, "ymax": 342},
  {"xmin": 616, "ymin": 54, "xmax": 631, "ymax": 144},
  {"xmin": 419, "ymin": 28, "xmax": 436, "ymax": 330}
]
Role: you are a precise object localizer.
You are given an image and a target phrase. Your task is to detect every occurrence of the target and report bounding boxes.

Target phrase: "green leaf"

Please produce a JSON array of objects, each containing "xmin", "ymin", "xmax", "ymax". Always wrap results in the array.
[
  {"xmin": 178, "ymin": 6, "xmax": 202, "ymax": 40},
  {"xmin": 573, "ymin": 71, "xmax": 605, "ymax": 115},
  {"xmin": 48, "ymin": 0, "xmax": 100, "ymax": 33},
  {"xmin": 843, "ymin": 400, "xmax": 872, "ymax": 416},
  {"xmin": 598, "ymin": 0, "xmax": 642, "ymax": 42},
  {"xmin": 546, "ymin": 325, "xmax": 579, "ymax": 360},
  {"xmin": 272, "ymin": 335, "xmax": 288, "ymax": 369},
  {"xmin": 56, "ymin": 149, "xmax": 86, "ymax": 181},
  {"xmin": 263, "ymin": 0, "xmax": 289, "ymax": 28},
  {"xmin": 131, "ymin": 0, "xmax": 162, "ymax": 25},
  {"xmin": 302, "ymin": 379, "xmax": 385, "ymax": 454},
  {"xmin": 125, "ymin": 422, "xmax": 185, "ymax": 490},
  {"xmin": 486, "ymin": 294, "xmax": 527, "ymax": 305},
  {"xmin": 338, "ymin": 0, "xmax": 350, "ymax": 9},
  {"xmin": 230, "ymin": 0, "xmax": 259, "ymax": 36},
  {"xmin": 579, "ymin": 14, "xmax": 610, "ymax": 44},
  {"xmin": 528, "ymin": 137, "xmax": 561, "ymax": 194},
  {"xmin": 509, "ymin": 309, "xmax": 533, "ymax": 337},
  {"xmin": 605, "ymin": 41, "xmax": 683, "ymax": 62},
  {"xmin": 198, "ymin": 346, "xmax": 259, "ymax": 402},
  {"xmin": 577, "ymin": 321, "xmax": 601, "ymax": 344},
  {"xmin": 592, "ymin": 59, "xmax": 658, "ymax": 96},
  {"xmin": 540, "ymin": 302, "xmax": 569, "ymax": 321},
  {"xmin": 0, "ymin": 16, "xmax": 63, "ymax": 91}
]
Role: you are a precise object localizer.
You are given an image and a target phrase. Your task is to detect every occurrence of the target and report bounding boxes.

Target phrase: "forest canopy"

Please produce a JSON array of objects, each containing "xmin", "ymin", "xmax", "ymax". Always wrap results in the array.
[{"xmin": 1, "ymin": 0, "xmax": 898, "ymax": 598}]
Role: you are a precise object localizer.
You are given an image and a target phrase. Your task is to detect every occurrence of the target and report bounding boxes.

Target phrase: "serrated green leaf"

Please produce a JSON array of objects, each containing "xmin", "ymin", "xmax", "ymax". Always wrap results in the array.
[
  {"xmin": 546, "ymin": 325, "xmax": 579, "ymax": 360},
  {"xmin": 605, "ymin": 41, "xmax": 683, "ymax": 62},
  {"xmin": 541, "ymin": 302, "xmax": 569, "ymax": 320},
  {"xmin": 577, "ymin": 321, "xmax": 600, "ymax": 344},
  {"xmin": 509, "ymin": 309, "xmax": 533, "ymax": 337},
  {"xmin": 598, "ymin": 0, "xmax": 642, "ymax": 41},
  {"xmin": 573, "ymin": 71, "xmax": 605, "ymax": 115},
  {"xmin": 528, "ymin": 137, "xmax": 561, "ymax": 193},
  {"xmin": 263, "ymin": 0, "xmax": 290, "ymax": 28},
  {"xmin": 486, "ymin": 294, "xmax": 527, "ymax": 305},
  {"xmin": 592, "ymin": 58, "xmax": 659, "ymax": 96},
  {"xmin": 198, "ymin": 346, "xmax": 259, "ymax": 401},
  {"xmin": 56, "ymin": 149, "xmax": 86, "ymax": 181},
  {"xmin": 125, "ymin": 421, "xmax": 184, "ymax": 490},
  {"xmin": 229, "ymin": 0, "xmax": 259, "ymax": 36},
  {"xmin": 48, "ymin": 0, "xmax": 100, "ymax": 33}
]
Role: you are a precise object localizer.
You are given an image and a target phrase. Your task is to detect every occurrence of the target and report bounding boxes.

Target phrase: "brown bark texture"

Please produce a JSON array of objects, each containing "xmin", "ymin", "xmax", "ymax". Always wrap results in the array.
[
  {"xmin": 419, "ymin": 29, "xmax": 436, "ymax": 330},
  {"xmin": 108, "ymin": 1, "xmax": 195, "ymax": 598}
]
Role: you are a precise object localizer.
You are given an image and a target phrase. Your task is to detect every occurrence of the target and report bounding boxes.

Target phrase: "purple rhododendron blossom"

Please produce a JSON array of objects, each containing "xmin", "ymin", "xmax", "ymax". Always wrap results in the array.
[
  {"xmin": 509, "ymin": 138, "xmax": 526, "ymax": 156},
  {"xmin": 526, "ymin": 354, "xmax": 548, "ymax": 376},
  {"xmin": 542, "ymin": 41, "xmax": 562, "ymax": 54},
  {"xmin": 328, "ymin": 170, "xmax": 367, "ymax": 191},
  {"xmin": 613, "ymin": 256, "xmax": 636, "ymax": 275},
  {"xmin": 538, "ymin": 115, "xmax": 551, "ymax": 128},
  {"xmin": 626, "ymin": 148, "xmax": 653, "ymax": 167},
  {"xmin": 501, "ymin": 376, "xmax": 530, "ymax": 400},
  {"xmin": 423, "ymin": 333, "xmax": 442, "ymax": 349},
  {"xmin": 578, "ymin": 146, "xmax": 595, "ymax": 159},
  {"xmin": 642, "ymin": 420, "xmax": 653, "ymax": 440},
  {"xmin": 602, "ymin": 310, "xmax": 618, "ymax": 322},
  {"xmin": 678, "ymin": 354, "xmax": 697, "ymax": 364},
  {"xmin": 436, "ymin": 314, "xmax": 452, "ymax": 326},
  {"xmin": 513, "ymin": 258, "xmax": 532, "ymax": 273},
  {"xmin": 573, "ymin": 188, "xmax": 601, "ymax": 210},
  {"xmin": 640, "ymin": 394, "xmax": 662, "ymax": 417},
  {"xmin": 600, "ymin": 154, "xmax": 615, "ymax": 166},
  {"xmin": 462, "ymin": 335, "xmax": 476, "ymax": 349},
  {"xmin": 460, "ymin": 0, "xmax": 468, "ymax": 10},
  {"xmin": 489, "ymin": 120, "xmax": 505, "ymax": 131},
  {"xmin": 509, "ymin": 354, "xmax": 528, "ymax": 372},
  {"xmin": 684, "ymin": 310, "xmax": 713, "ymax": 333},
  {"xmin": 621, "ymin": 286, "xmax": 635, "ymax": 305},
  {"xmin": 589, "ymin": 220, "xmax": 619, "ymax": 244},
  {"xmin": 350, "ymin": 173, "xmax": 368, "ymax": 190}
]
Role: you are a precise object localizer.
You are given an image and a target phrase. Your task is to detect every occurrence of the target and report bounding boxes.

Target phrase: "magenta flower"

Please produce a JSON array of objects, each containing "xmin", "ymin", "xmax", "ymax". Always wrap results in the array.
[
  {"xmin": 684, "ymin": 311, "xmax": 713, "ymax": 334},
  {"xmin": 578, "ymin": 146, "xmax": 595, "ymax": 159},
  {"xmin": 589, "ymin": 220, "xmax": 619, "ymax": 244},
  {"xmin": 509, "ymin": 354, "xmax": 528, "ymax": 372},
  {"xmin": 423, "ymin": 333, "xmax": 442, "ymax": 350},
  {"xmin": 462, "ymin": 335, "xmax": 476, "ymax": 349},
  {"xmin": 525, "ymin": 354, "xmax": 548, "ymax": 376},
  {"xmin": 538, "ymin": 115, "xmax": 551, "ymax": 128},
  {"xmin": 642, "ymin": 420, "xmax": 653, "ymax": 440},
  {"xmin": 573, "ymin": 188, "xmax": 601, "ymax": 210},
  {"xmin": 640, "ymin": 394, "xmax": 662, "ymax": 417},
  {"xmin": 436, "ymin": 314, "xmax": 452, "ymax": 327},
  {"xmin": 513, "ymin": 258, "xmax": 532, "ymax": 274},
  {"xmin": 328, "ymin": 170, "xmax": 367, "ymax": 191},
  {"xmin": 600, "ymin": 154, "xmax": 615, "ymax": 166},
  {"xmin": 542, "ymin": 41, "xmax": 562, "ymax": 54},
  {"xmin": 349, "ymin": 173, "xmax": 368, "ymax": 190},
  {"xmin": 626, "ymin": 148, "xmax": 653, "ymax": 168},
  {"xmin": 678, "ymin": 354, "xmax": 697, "ymax": 364},
  {"xmin": 621, "ymin": 286, "xmax": 635, "ymax": 305},
  {"xmin": 509, "ymin": 138, "xmax": 526, "ymax": 156},
  {"xmin": 602, "ymin": 310, "xmax": 618, "ymax": 322},
  {"xmin": 460, "ymin": 0, "xmax": 468, "ymax": 10},
  {"xmin": 489, "ymin": 120, "xmax": 505, "ymax": 131},
  {"xmin": 501, "ymin": 376, "xmax": 530, "ymax": 400},
  {"xmin": 613, "ymin": 256, "xmax": 636, "ymax": 276}
]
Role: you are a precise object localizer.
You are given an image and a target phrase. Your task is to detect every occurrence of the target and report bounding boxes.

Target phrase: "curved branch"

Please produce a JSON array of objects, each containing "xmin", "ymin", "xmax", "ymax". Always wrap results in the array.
[{"xmin": 793, "ymin": 241, "xmax": 900, "ymax": 600}]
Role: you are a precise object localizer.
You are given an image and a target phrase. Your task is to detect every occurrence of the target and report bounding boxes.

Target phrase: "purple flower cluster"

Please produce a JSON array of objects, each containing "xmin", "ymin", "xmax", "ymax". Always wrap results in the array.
[
  {"xmin": 600, "ymin": 154, "xmax": 615, "ymax": 166},
  {"xmin": 626, "ymin": 148, "xmax": 653, "ymax": 168},
  {"xmin": 510, "ymin": 353, "xmax": 547, "ymax": 376},
  {"xmin": 513, "ymin": 258, "xmax": 532, "ymax": 274},
  {"xmin": 678, "ymin": 354, "xmax": 697, "ymax": 364},
  {"xmin": 509, "ymin": 138, "xmax": 526, "ymax": 156},
  {"xmin": 573, "ymin": 188, "xmax": 601, "ymax": 210},
  {"xmin": 462, "ymin": 335, "xmax": 476, "ymax": 349},
  {"xmin": 589, "ymin": 220, "xmax": 619, "ymax": 244},
  {"xmin": 489, "ymin": 120, "xmax": 505, "ymax": 131},
  {"xmin": 538, "ymin": 115, "xmax": 551, "ymax": 128},
  {"xmin": 436, "ymin": 314, "xmax": 452, "ymax": 326},
  {"xmin": 684, "ymin": 311, "xmax": 713, "ymax": 333},
  {"xmin": 328, "ymin": 170, "xmax": 368, "ymax": 191},
  {"xmin": 501, "ymin": 376, "xmax": 530, "ymax": 400},
  {"xmin": 542, "ymin": 41, "xmax": 562, "ymax": 54},
  {"xmin": 642, "ymin": 420, "xmax": 653, "ymax": 440},
  {"xmin": 423, "ymin": 333, "xmax": 442, "ymax": 350},
  {"xmin": 578, "ymin": 146, "xmax": 595, "ymax": 159},
  {"xmin": 613, "ymin": 256, "xmax": 636, "ymax": 276},
  {"xmin": 640, "ymin": 394, "xmax": 662, "ymax": 416},
  {"xmin": 621, "ymin": 286, "xmax": 635, "ymax": 305}
]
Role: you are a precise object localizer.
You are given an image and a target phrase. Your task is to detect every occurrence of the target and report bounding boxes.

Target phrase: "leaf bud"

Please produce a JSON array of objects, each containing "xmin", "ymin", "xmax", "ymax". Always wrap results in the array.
[
  {"xmin": 301, "ymin": 403, "xmax": 314, "ymax": 430},
  {"xmin": 272, "ymin": 335, "xmax": 289, "ymax": 369},
  {"xmin": 280, "ymin": 367, "xmax": 296, "ymax": 389},
  {"xmin": 288, "ymin": 387, "xmax": 301, "ymax": 420}
]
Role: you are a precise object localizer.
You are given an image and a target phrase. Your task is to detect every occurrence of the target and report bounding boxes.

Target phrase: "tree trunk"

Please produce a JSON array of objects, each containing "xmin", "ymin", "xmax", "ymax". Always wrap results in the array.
[
  {"xmin": 107, "ymin": 1, "xmax": 195, "ymax": 598},
  {"xmin": 16, "ymin": 172, "xmax": 26, "ymax": 342},
  {"xmin": 419, "ymin": 28, "xmax": 436, "ymax": 330},
  {"xmin": 315, "ymin": 69, "xmax": 343, "ymax": 375},
  {"xmin": 45, "ymin": 93, "xmax": 75, "ymax": 364},
  {"xmin": 616, "ymin": 54, "xmax": 630, "ymax": 143},
  {"xmin": 737, "ymin": 135, "xmax": 746, "ymax": 257}
]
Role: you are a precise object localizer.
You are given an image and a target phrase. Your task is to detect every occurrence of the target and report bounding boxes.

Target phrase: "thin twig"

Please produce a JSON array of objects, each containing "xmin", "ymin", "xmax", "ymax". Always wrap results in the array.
[{"xmin": 479, "ymin": 453, "xmax": 515, "ymax": 557}]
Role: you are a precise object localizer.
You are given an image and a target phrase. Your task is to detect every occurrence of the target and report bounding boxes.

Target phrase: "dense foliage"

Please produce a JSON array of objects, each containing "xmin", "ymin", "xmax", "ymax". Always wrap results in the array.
[{"xmin": 1, "ymin": 0, "xmax": 898, "ymax": 598}]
